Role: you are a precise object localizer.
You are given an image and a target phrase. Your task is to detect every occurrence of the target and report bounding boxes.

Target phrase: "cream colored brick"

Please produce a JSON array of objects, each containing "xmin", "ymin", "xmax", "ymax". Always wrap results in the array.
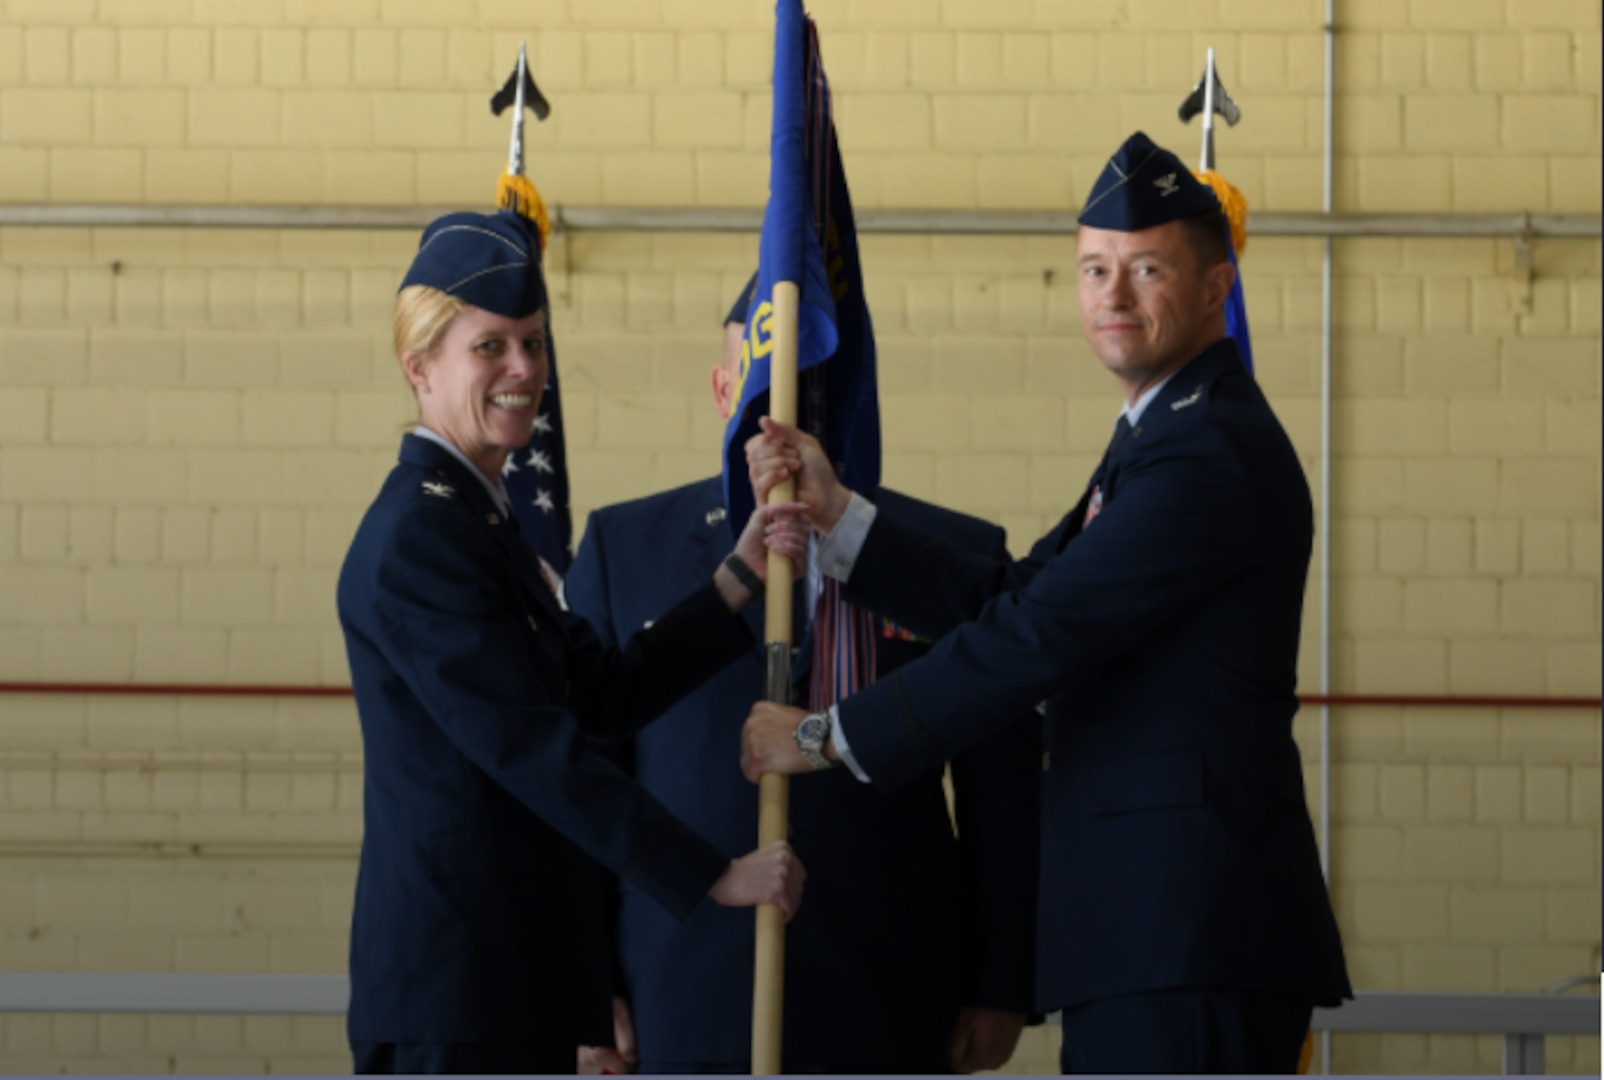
[
  {"xmin": 1502, "ymin": 579, "xmax": 1595, "ymax": 638},
  {"xmin": 969, "ymin": 396, "xmax": 1063, "ymax": 452},
  {"xmin": 375, "ymin": 91, "xmax": 470, "ymax": 150},
  {"xmin": 600, "ymin": 150, "xmax": 696, "ymax": 206},
  {"xmin": 1333, "ymin": 824, "xmax": 1403, "ymax": 879},
  {"xmin": 135, "ymin": 626, "xmax": 228, "ymax": 682},
  {"xmin": 935, "ymin": 453, "xmax": 1029, "ymax": 513},
  {"xmin": 1404, "ymin": 943, "xmax": 1498, "ymax": 988},
  {"xmin": 1569, "ymin": 521, "xmax": 1601, "ymax": 578},
  {"xmin": 323, "ymin": 150, "xmax": 415, "ymax": 205},
  {"xmin": 1336, "ymin": 399, "xmax": 1446, "ymax": 456},
  {"xmin": 1421, "ymin": 518, "xmax": 1472, "ymax": 576},
  {"xmin": 238, "ymin": 391, "xmax": 335, "ymax": 449},
  {"xmin": 145, "ymin": 390, "xmax": 242, "ymax": 447},
  {"xmin": 1448, "ymin": 887, "xmax": 1546, "ymax": 944},
  {"xmin": 1403, "ymin": 827, "xmax": 1500, "ymax": 880},
  {"xmin": 1499, "ymin": 458, "xmax": 1596, "ymax": 515},
  {"xmin": 1569, "ymin": 764, "xmax": 1601, "ymax": 825},
  {"xmin": 79, "ymin": 935, "xmax": 173, "ymax": 974},
  {"xmin": 1401, "ymin": 575, "xmax": 1499, "ymax": 636},
  {"xmin": 94, "ymin": 86, "xmax": 185, "ymax": 148},
  {"xmin": 351, "ymin": 28, "xmax": 398, "ymax": 84},
  {"xmin": 1547, "ymin": 887, "xmax": 1603, "ymax": 945},
  {"xmin": 112, "ymin": 507, "xmax": 160, "ymax": 565},
  {"xmin": 555, "ymin": 92, "xmax": 651, "ymax": 150},
  {"xmin": 68, "ymin": 506, "xmax": 113, "ymax": 563},
  {"xmin": 179, "ymin": 568, "xmax": 274, "ymax": 629},
  {"xmin": 17, "ymin": 265, "xmax": 67, "ymax": 325},
  {"xmin": 280, "ymin": 90, "xmax": 372, "ymax": 147},
  {"xmin": 87, "ymin": 327, "xmax": 184, "ymax": 388},
  {"xmin": 0, "ymin": 388, "xmax": 49, "ymax": 445},
  {"xmin": 1352, "ymin": 883, "xmax": 1448, "ymax": 943},
  {"xmin": 1501, "ymin": 335, "xmax": 1604, "ymax": 397},
  {"xmin": 1447, "ymin": 640, "xmax": 1547, "ymax": 696},
  {"xmin": 1499, "ymin": 829, "xmax": 1597, "ymax": 883},
  {"xmin": 51, "ymin": 147, "xmax": 146, "ymax": 203},
  {"xmin": 1548, "ymin": 642, "xmax": 1602, "ymax": 696},
  {"xmin": 1521, "ymin": 518, "xmax": 1571, "ymax": 575},
  {"xmin": 1358, "ymin": 157, "xmax": 1452, "ymax": 213},
  {"xmin": 162, "ymin": 25, "xmax": 210, "ymax": 83},
  {"xmin": 1476, "ymin": 764, "xmax": 1523, "ymax": 823},
  {"xmin": 0, "ymin": 446, "xmax": 94, "ymax": 504},
  {"xmin": 1424, "ymin": 763, "xmax": 1474, "ymax": 822},
  {"xmin": 1422, "ymin": 33, "xmax": 1475, "ymax": 91},
  {"xmin": 175, "ymin": 935, "xmax": 271, "ymax": 974},
  {"xmin": 19, "ymin": 505, "xmax": 66, "ymax": 562},
  {"xmin": 1, "ymin": 88, "xmax": 93, "ymax": 145},
  {"xmin": 1504, "ymin": 95, "xmax": 1598, "ymax": 155},
  {"xmin": 304, "ymin": 508, "xmax": 361, "ymax": 565},
  {"xmin": 1450, "ymin": 402, "xmax": 1546, "ymax": 455},
  {"xmin": 1353, "ymin": 637, "xmax": 1447, "ymax": 693},
  {"xmin": 1522, "ymin": 763, "xmax": 1570, "ymax": 825},
  {"xmin": 49, "ymin": 388, "xmax": 145, "ymax": 447},
  {"xmin": 1507, "ymin": 0, "xmax": 1603, "ymax": 28}
]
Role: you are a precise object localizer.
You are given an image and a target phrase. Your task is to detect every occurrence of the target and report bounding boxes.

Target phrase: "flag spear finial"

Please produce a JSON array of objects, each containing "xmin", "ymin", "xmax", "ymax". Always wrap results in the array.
[{"xmin": 490, "ymin": 43, "xmax": 554, "ymax": 248}]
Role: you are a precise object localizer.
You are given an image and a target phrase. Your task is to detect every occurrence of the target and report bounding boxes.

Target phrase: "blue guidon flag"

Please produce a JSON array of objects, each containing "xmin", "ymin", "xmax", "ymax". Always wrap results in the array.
[
  {"xmin": 502, "ymin": 319, "xmax": 573, "ymax": 579},
  {"xmin": 721, "ymin": 0, "xmax": 879, "ymax": 532}
]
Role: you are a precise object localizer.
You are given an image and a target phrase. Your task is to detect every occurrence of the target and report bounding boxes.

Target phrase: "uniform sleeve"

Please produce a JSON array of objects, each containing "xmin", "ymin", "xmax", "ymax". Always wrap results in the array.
[
  {"xmin": 372, "ymin": 500, "xmax": 734, "ymax": 919},
  {"xmin": 842, "ymin": 434, "xmax": 1270, "ymax": 791}
]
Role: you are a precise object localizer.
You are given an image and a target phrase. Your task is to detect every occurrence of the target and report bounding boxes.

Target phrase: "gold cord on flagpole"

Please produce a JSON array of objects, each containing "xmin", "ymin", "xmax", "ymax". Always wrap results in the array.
[{"xmin": 752, "ymin": 279, "xmax": 800, "ymax": 1076}]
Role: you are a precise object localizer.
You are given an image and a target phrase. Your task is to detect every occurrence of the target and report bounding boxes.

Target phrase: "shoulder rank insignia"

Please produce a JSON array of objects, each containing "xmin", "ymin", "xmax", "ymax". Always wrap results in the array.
[
  {"xmin": 422, "ymin": 481, "xmax": 455, "ymax": 498},
  {"xmin": 705, "ymin": 507, "xmax": 727, "ymax": 526},
  {"xmin": 1170, "ymin": 387, "xmax": 1203, "ymax": 411}
]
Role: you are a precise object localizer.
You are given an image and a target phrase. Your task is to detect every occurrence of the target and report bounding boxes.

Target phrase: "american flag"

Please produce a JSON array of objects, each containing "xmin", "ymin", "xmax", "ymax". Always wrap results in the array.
[{"xmin": 502, "ymin": 322, "xmax": 572, "ymax": 577}]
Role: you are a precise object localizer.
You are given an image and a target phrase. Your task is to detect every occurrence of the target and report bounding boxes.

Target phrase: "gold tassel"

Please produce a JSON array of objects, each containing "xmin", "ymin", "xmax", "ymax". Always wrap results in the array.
[
  {"xmin": 1193, "ymin": 168, "xmax": 1248, "ymax": 255},
  {"xmin": 1296, "ymin": 1028, "xmax": 1314, "ymax": 1074},
  {"xmin": 497, "ymin": 170, "xmax": 552, "ymax": 254}
]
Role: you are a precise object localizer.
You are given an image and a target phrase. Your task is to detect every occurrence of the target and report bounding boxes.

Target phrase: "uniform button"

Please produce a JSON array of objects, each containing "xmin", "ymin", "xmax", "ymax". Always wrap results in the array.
[{"xmin": 1042, "ymin": 751, "xmax": 1051, "ymax": 773}]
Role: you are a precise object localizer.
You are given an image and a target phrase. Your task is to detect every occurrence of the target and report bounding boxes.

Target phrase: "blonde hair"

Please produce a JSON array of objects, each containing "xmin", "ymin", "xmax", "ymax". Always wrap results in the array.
[{"xmin": 393, "ymin": 284, "xmax": 465, "ymax": 365}]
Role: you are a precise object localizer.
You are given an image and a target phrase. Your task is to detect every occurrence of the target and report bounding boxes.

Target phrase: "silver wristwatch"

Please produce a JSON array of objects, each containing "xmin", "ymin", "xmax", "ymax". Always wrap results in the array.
[{"xmin": 794, "ymin": 710, "xmax": 834, "ymax": 771}]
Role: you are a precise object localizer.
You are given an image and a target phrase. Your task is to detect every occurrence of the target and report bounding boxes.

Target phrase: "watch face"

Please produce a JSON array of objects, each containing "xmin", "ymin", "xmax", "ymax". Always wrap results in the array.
[{"xmin": 797, "ymin": 714, "xmax": 828, "ymax": 748}]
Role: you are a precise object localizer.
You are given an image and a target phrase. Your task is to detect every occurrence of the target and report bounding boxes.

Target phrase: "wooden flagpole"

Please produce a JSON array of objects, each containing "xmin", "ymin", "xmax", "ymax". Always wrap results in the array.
[{"xmin": 751, "ymin": 279, "xmax": 800, "ymax": 1076}]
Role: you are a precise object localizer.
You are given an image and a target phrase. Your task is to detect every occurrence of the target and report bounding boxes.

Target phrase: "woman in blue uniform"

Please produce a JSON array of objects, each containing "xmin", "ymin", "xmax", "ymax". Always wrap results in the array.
[{"xmin": 336, "ymin": 209, "xmax": 806, "ymax": 1075}]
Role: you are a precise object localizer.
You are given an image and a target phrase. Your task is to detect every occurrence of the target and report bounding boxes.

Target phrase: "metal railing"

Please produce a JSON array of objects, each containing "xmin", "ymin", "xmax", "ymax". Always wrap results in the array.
[{"xmin": 0, "ymin": 974, "xmax": 1595, "ymax": 1074}]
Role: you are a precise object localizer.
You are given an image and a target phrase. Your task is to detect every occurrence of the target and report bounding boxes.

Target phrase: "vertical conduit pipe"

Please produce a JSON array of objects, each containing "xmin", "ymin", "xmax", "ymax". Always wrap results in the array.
[{"xmin": 1319, "ymin": 0, "xmax": 1337, "ymax": 1073}]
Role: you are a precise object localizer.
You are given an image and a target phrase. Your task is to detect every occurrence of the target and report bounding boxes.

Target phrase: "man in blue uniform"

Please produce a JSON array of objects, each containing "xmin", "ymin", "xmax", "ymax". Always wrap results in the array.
[
  {"xmin": 741, "ymin": 132, "xmax": 1351, "ymax": 1074},
  {"xmin": 565, "ymin": 279, "xmax": 1041, "ymax": 1074}
]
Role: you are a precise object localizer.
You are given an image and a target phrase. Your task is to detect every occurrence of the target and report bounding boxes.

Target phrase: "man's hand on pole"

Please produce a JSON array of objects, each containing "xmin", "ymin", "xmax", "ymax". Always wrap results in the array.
[{"xmin": 747, "ymin": 417, "xmax": 853, "ymax": 534}]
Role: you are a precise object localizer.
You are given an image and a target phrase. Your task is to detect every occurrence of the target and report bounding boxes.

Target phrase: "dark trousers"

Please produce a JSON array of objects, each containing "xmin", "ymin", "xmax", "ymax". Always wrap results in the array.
[
  {"xmin": 1058, "ymin": 987, "xmax": 1312, "ymax": 1074},
  {"xmin": 352, "ymin": 1040, "xmax": 575, "ymax": 1075}
]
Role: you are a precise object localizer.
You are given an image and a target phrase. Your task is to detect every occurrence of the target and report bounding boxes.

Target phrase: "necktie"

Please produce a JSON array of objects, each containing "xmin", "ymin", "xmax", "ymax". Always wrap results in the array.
[{"xmin": 1082, "ymin": 415, "xmax": 1132, "ymax": 530}]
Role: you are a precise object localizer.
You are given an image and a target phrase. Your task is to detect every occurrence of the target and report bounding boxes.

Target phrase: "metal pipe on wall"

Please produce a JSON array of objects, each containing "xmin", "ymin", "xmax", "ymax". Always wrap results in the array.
[
  {"xmin": 0, "ymin": 204, "xmax": 1597, "ymax": 237},
  {"xmin": 1320, "ymin": 0, "xmax": 1338, "ymax": 1072}
]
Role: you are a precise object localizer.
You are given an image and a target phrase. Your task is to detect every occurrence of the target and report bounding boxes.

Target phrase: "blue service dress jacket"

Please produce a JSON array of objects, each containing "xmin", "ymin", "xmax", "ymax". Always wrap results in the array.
[
  {"xmin": 834, "ymin": 340, "xmax": 1352, "ymax": 1013},
  {"xmin": 566, "ymin": 478, "xmax": 1040, "ymax": 1072},
  {"xmin": 337, "ymin": 435, "xmax": 756, "ymax": 1047}
]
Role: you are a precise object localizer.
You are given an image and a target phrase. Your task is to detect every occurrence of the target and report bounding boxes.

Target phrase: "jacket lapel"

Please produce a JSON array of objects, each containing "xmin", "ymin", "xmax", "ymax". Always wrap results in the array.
[{"xmin": 400, "ymin": 434, "xmax": 568, "ymax": 632}]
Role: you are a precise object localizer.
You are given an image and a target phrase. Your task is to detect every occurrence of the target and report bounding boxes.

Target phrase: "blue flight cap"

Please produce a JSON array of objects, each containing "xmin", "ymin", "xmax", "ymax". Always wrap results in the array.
[
  {"xmin": 1078, "ymin": 131, "xmax": 1221, "ymax": 231},
  {"xmin": 725, "ymin": 272, "xmax": 758, "ymax": 326},
  {"xmin": 399, "ymin": 210, "xmax": 546, "ymax": 318}
]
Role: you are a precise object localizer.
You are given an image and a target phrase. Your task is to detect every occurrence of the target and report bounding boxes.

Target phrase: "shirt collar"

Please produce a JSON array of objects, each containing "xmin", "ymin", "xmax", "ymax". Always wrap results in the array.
[
  {"xmin": 412, "ymin": 425, "xmax": 511, "ymax": 516},
  {"xmin": 1121, "ymin": 366, "xmax": 1181, "ymax": 429}
]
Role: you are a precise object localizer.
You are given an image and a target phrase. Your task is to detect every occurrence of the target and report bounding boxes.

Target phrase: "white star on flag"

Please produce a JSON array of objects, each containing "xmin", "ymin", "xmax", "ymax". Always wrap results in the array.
[
  {"xmin": 526, "ymin": 449, "xmax": 554, "ymax": 474},
  {"xmin": 501, "ymin": 456, "xmax": 519, "ymax": 476},
  {"xmin": 532, "ymin": 413, "xmax": 554, "ymax": 435},
  {"xmin": 533, "ymin": 490, "xmax": 556, "ymax": 513}
]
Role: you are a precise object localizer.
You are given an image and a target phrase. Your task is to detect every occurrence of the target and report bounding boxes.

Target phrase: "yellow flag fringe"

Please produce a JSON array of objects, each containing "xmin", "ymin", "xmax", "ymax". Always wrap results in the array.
[
  {"xmin": 497, "ymin": 170, "xmax": 552, "ymax": 253},
  {"xmin": 1193, "ymin": 168, "xmax": 1248, "ymax": 255}
]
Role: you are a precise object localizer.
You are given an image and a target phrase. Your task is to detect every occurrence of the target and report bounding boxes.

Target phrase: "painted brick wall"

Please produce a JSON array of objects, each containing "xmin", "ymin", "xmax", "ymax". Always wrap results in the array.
[{"xmin": 0, "ymin": 0, "xmax": 1598, "ymax": 1074}]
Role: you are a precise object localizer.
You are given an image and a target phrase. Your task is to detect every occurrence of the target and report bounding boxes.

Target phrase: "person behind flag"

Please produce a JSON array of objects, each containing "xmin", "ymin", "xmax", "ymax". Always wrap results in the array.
[
  {"xmin": 566, "ymin": 276, "xmax": 1041, "ymax": 1075},
  {"xmin": 740, "ymin": 131, "xmax": 1351, "ymax": 1074},
  {"xmin": 336, "ymin": 210, "xmax": 811, "ymax": 1075}
]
